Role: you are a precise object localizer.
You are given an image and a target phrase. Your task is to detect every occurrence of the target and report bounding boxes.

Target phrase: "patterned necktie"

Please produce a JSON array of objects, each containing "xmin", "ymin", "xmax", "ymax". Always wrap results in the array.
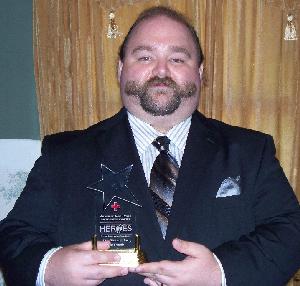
[{"xmin": 149, "ymin": 136, "xmax": 179, "ymax": 238}]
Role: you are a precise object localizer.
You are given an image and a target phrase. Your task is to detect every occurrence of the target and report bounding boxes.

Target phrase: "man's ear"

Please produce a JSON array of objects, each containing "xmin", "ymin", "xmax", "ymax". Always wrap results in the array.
[
  {"xmin": 199, "ymin": 63, "xmax": 204, "ymax": 81},
  {"xmin": 117, "ymin": 59, "xmax": 123, "ymax": 82}
]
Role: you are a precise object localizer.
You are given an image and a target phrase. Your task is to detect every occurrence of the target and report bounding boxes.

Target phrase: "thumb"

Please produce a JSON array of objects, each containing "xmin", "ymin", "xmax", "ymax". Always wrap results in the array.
[{"xmin": 172, "ymin": 238, "xmax": 205, "ymax": 258}]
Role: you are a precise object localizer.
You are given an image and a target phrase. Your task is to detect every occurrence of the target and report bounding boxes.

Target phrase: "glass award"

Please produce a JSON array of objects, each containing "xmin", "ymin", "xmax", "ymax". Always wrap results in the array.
[{"xmin": 87, "ymin": 164, "xmax": 147, "ymax": 267}]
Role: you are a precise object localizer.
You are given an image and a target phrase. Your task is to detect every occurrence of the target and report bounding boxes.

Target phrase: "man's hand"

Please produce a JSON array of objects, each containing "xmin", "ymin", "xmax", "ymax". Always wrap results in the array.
[
  {"xmin": 45, "ymin": 240, "xmax": 128, "ymax": 286},
  {"xmin": 129, "ymin": 238, "xmax": 221, "ymax": 286}
]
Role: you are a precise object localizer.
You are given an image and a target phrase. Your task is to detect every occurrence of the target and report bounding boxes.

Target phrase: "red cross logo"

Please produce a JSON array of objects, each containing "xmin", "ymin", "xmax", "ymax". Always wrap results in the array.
[{"xmin": 111, "ymin": 201, "xmax": 121, "ymax": 212}]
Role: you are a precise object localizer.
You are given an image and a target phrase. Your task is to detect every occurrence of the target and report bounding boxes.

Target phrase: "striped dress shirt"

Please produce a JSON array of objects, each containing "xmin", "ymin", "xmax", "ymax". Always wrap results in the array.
[{"xmin": 127, "ymin": 111, "xmax": 191, "ymax": 185}]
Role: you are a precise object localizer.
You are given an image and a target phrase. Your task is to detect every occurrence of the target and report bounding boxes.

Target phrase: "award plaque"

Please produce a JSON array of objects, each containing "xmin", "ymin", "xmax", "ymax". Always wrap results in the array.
[{"xmin": 87, "ymin": 164, "xmax": 147, "ymax": 267}]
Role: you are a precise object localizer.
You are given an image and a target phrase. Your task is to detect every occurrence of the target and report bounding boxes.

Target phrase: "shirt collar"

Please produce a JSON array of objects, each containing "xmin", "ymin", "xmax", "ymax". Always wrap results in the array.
[{"xmin": 127, "ymin": 111, "xmax": 191, "ymax": 155}]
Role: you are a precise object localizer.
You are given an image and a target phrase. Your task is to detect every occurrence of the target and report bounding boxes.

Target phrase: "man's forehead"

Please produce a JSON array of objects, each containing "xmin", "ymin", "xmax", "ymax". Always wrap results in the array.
[
  {"xmin": 130, "ymin": 15, "xmax": 189, "ymax": 35},
  {"xmin": 126, "ymin": 16, "xmax": 195, "ymax": 49}
]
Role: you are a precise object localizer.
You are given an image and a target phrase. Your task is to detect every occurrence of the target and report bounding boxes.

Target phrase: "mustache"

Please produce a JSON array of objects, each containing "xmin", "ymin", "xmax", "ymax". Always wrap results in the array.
[
  {"xmin": 124, "ymin": 76, "xmax": 197, "ymax": 100},
  {"xmin": 145, "ymin": 76, "xmax": 177, "ymax": 88}
]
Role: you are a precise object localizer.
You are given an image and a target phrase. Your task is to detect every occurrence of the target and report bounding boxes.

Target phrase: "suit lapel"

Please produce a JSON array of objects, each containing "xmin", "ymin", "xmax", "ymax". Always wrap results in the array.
[
  {"xmin": 92, "ymin": 109, "xmax": 165, "ymax": 261},
  {"xmin": 165, "ymin": 112, "xmax": 222, "ymax": 255}
]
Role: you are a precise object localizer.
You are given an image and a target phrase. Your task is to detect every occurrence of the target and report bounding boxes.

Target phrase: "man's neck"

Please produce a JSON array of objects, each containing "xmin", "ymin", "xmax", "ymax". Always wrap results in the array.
[{"xmin": 126, "ymin": 108, "xmax": 194, "ymax": 134}]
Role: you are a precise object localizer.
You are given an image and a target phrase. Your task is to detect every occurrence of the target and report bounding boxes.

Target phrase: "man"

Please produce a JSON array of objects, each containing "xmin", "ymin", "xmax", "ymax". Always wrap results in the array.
[{"xmin": 1, "ymin": 6, "xmax": 300, "ymax": 286}]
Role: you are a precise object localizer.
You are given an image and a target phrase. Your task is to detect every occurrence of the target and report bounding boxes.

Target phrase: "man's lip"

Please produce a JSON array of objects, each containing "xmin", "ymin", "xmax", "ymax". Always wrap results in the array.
[{"xmin": 150, "ymin": 83, "xmax": 170, "ymax": 87}]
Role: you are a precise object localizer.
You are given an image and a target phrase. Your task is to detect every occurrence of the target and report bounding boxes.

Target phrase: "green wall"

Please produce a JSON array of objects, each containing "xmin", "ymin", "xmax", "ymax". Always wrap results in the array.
[{"xmin": 0, "ymin": 0, "xmax": 40, "ymax": 139}]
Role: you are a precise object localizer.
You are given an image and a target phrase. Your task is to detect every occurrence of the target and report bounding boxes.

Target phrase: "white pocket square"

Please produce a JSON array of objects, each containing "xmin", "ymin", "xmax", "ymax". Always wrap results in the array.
[{"xmin": 216, "ymin": 176, "xmax": 241, "ymax": 198}]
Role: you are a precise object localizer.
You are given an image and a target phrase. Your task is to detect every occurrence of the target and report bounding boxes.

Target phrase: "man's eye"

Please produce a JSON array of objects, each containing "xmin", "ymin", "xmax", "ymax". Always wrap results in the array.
[
  {"xmin": 138, "ymin": 56, "xmax": 151, "ymax": 61},
  {"xmin": 171, "ymin": 58, "xmax": 184, "ymax": 64}
]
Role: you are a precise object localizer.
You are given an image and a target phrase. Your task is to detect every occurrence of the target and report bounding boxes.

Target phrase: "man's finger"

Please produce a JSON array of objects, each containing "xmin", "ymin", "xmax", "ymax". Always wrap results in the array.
[
  {"xmin": 131, "ymin": 260, "xmax": 176, "ymax": 277},
  {"xmin": 144, "ymin": 277, "xmax": 161, "ymax": 286},
  {"xmin": 96, "ymin": 265, "xmax": 128, "ymax": 279},
  {"xmin": 172, "ymin": 238, "xmax": 205, "ymax": 257},
  {"xmin": 74, "ymin": 240, "xmax": 111, "ymax": 251},
  {"xmin": 85, "ymin": 250, "xmax": 121, "ymax": 265},
  {"xmin": 130, "ymin": 261, "xmax": 163, "ymax": 274},
  {"xmin": 84, "ymin": 264, "xmax": 128, "ymax": 280}
]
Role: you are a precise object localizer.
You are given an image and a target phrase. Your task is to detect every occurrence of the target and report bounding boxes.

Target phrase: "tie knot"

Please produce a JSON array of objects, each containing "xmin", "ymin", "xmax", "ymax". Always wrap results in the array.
[{"xmin": 153, "ymin": 136, "xmax": 170, "ymax": 152}]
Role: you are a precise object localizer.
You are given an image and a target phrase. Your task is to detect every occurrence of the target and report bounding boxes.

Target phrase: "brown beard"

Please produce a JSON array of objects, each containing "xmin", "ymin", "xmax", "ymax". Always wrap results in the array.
[{"xmin": 124, "ymin": 76, "xmax": 197, "ymax": 116}]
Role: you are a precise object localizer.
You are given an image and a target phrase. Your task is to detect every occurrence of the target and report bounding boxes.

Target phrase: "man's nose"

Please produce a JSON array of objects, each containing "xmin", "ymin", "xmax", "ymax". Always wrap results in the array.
[{"xmin": 152, "ymin": 59, "xmax": 171, "ymax": 78}]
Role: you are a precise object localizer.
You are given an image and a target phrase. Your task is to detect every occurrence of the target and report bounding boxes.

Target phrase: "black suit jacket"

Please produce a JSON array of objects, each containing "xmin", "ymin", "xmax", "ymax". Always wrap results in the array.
[{"xmin": 1, "ymin": 108, "xmax": 300, "ymax": 286}]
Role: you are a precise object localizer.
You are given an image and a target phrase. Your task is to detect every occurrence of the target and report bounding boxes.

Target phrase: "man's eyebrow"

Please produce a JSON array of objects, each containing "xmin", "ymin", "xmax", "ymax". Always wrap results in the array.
[
  {"xmin": 131, "ymin": 45, "xmax": 153, "ymax": 54},
  {"xmin": 169, "ymin": 46, "xmax": 191, "ymax": 58},
  {"xmin": 131, "ymin": 45, "xmax": 192, "ymax": 58}
]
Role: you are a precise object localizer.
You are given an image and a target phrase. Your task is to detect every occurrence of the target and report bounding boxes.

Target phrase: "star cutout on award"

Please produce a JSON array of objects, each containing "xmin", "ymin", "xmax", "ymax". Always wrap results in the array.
[{"xmin": 86, "ymin": 164, "xmax": 141, "ymax": 210}]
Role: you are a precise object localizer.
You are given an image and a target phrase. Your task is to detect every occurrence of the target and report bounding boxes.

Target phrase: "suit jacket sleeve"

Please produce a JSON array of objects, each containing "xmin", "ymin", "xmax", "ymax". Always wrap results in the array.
[
  {"xmin": 0, "ymin": 137, "xmax": 59, "ymax": 286},
  {"xmin": 213, "ymin": 135, "xmax": 300, "ymax": 285}
]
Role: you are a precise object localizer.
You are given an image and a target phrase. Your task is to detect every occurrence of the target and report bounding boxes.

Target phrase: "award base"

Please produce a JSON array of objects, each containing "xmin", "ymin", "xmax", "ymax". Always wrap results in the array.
[
  {"xmin": 100, "ymin": 248, "xmax": 147, "ymax": 267},
  {"xmin": 92, "ymin": 234, "xmax": 147, "ymax": 267}
]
